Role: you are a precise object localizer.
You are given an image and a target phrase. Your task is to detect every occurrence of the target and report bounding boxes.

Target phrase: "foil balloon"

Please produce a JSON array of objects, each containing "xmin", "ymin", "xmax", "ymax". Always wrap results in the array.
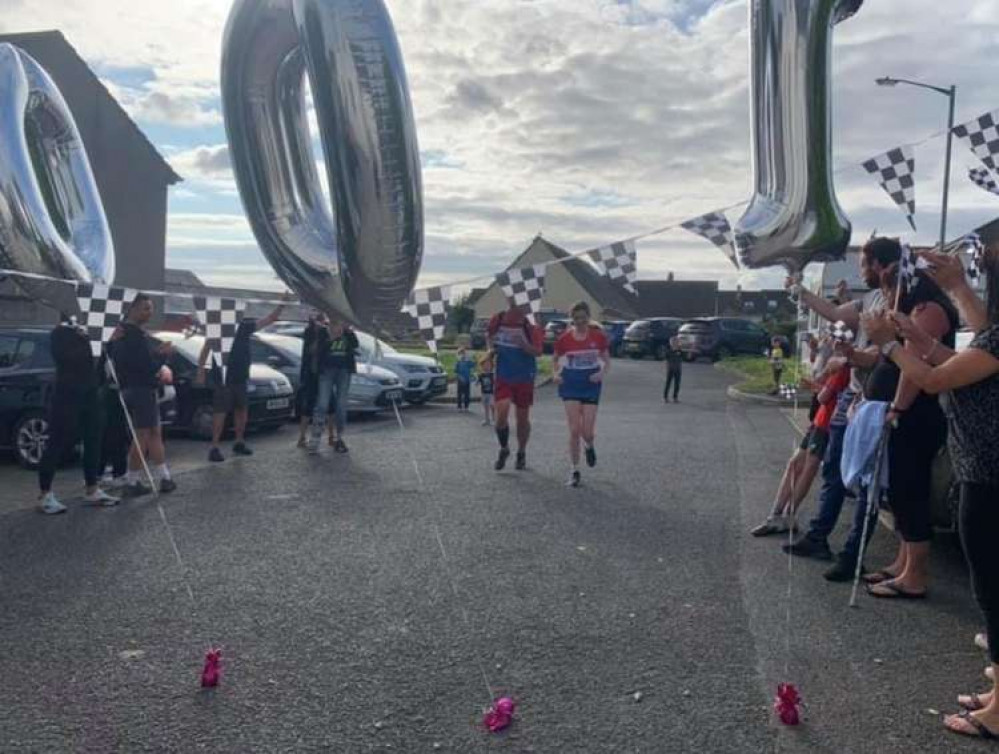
[
  {"xmin": 0, "ymin": 44, "xmax": 115, "ymax": 303},
  {"xmin": 734, "ymin": 0, "xmax": 863, "ymax": 272},
  {"xmin": 221, "ymin": 0, "xmax": 424, "ymax": 326}
]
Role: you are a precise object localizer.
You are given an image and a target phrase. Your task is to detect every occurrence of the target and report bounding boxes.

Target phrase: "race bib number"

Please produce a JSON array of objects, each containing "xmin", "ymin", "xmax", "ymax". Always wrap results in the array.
[{"xmin": 563, "ymin": 349, "xmax": 600, "ymax": 370}]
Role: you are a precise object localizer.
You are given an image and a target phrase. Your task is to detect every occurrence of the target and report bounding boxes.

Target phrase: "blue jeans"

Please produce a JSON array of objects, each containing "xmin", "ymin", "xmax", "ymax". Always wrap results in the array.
[
  {"xmin": 805, "ymin": 422, "xmax": 847, "ymax": 544},
  {"xmin": 311, "ymin": 368, "xmax": 351, "ymax": 441}
]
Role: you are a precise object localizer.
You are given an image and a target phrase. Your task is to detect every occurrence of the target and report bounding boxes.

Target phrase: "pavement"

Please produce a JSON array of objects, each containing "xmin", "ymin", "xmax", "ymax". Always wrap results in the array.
[{"xmin": 0, "ymin": 360, "xmax": 991, "ymax": 753}]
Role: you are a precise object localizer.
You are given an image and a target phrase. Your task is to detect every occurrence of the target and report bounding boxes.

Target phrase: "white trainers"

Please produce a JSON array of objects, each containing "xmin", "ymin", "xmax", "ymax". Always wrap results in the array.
[
  {"xmin": 40, "ymin": 492, "xmax": 67, "ymax": 515},
  {"xmin": 85, "ymin": 488, "xmax": 120, "ymax": 507}
]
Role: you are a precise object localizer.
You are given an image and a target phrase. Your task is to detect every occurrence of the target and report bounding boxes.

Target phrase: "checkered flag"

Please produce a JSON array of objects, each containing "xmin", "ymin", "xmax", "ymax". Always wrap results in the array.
[
  {"xmin": 966, "ymin": 232, "xmax": 986, "ymax": 285},
  {"xmin": 193, "ymin": 296, "xmax": 246, "ymax": 381},
  {"xmin": 862, "ymin": 147, "xmax": 916, "ymax": 230},
  {"xmin": 496, "ymin": 264, "xmax": 547, "ymax": 316},
  {"xmin": 586, "ymin": 240, "xmax": 638, "ymax": 293},
  {"xmin": 830, "ymin": 321, "xmax": 854, "ymax": 344},
  {"xmin": 681, "ymin": 211, "xmax": 738, "ymax": 269},
  {"xmin": 75, "ymin": 283, "xmax": 136, "ymax": 357},
  {"xmin": 402, "ymin": 286, "xmax": 451, "ymax": 354},
  {"xmin": 780, "ymin": 384, "xmax": 797, "ymax": 401},
  {"xmin": 968, "ymin": 167, "xmax": 999, "ymax": 197},
  {"xmin": 954, "ymin": 109, "xmax": 999, "ymax": 175}
]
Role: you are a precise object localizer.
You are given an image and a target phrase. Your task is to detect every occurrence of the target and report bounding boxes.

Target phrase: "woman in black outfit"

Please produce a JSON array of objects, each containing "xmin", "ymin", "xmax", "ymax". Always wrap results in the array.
[
  {"xmin": 859, "ymin": 239, "xmax": 958, "ymax": 600},
  {"xmin": 866, "ymin": 246, "xmax": 999, "ymax": 741},
  {"xmin": 295, "ymin": 315, "xmax": 337, "ymax": 447}
]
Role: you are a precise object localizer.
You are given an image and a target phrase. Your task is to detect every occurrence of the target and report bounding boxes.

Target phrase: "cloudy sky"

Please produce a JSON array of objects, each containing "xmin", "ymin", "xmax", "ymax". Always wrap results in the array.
[{"xmin": 4, "ymin": 0, "xmax": 999, "ymax": 292}]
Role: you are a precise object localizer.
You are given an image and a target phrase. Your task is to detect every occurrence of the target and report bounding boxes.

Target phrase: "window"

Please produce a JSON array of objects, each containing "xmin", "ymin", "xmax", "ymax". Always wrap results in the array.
[
  {"xmin": 0, "ymin": 335, "xmax": 34, "ymax": 369},
  {"xmin": 249, "ymin": 341, "xmax": 274, "ymax": 364}
]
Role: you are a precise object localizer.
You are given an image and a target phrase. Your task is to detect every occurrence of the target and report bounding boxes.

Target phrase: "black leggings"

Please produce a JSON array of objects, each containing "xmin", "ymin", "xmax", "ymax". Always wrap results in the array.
[
  {"xmin": 100, "ymin": 389, "xmax": 130, "ymax": 478},
  {"xmin": 888, "ymin": 407, "xmax": 946, "ymax": 543},
  {"xmin": 664, "ymin": 369, "xmax": 681, "ymax": 400},
  {"xmin": 959, "ymin": 482, "xmax": 999, "ymax": 666},
  {"xmin": 38, "ymin": 387, "xmax": 103, "ymax": 492},
  {"xmin": 457, "ymin": 381, "xmax": 471, "ymax": 409}
]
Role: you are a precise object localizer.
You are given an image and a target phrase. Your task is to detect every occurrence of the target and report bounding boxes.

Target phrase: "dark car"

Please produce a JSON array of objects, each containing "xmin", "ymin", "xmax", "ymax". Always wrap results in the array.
[
  {"xmin": 469, "ymin": 318, "xmax": 490, "ymax": 350},
  {"xmin": 601, "ymin": 321, "xmax": 630, "ymax": 357},
  {"xmin": 154, "ymin": 331, "xmax": 295, "ymax": 440},
  {"xmin": 622, "ymin": 318, "xmax": 684, "ymax": 360},
  {"xmin": 0, "ymin": 327, "xmax": 177, "ymax": 469},
  {"xmin": 676, "ymin": 317, "xmax": 770, "ymax": 361},
  {"xmin": 543, "ymin": 319, "xmax": 570, "ymax": 354}
]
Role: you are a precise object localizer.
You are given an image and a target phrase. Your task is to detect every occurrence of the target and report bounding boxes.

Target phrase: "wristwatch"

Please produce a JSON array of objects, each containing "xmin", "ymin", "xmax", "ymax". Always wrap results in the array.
[{"xmin": 880, "ymin": 341, "xmax": 900, "ymax": 359}]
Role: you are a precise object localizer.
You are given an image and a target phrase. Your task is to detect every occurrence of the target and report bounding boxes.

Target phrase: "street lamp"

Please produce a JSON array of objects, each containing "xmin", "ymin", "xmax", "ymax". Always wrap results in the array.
[{"xmin": 875, "ymin": 76, "xmax": 957, "ymax": 251}]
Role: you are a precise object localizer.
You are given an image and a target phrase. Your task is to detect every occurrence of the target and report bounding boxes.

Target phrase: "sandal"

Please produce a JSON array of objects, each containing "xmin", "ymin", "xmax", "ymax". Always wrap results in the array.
[
  {"xmin": 944, "ymin": 709, "xmax": 998, "ymax": 740},
  {"xmin": 959, "ymin": 693, "xmax": 989, "ymax": 712},
  {"xmin": 861, "ymin": 569, "xmax": 897, "ymax": 585},
  {"xmin": 866, "ymin": 581, "xmax": 926, "ymax": 600}
]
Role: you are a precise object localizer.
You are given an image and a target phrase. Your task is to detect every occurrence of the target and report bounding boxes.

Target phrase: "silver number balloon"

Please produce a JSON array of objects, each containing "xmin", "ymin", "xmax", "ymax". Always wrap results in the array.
[
  {"xmin": 734, "ymin": 0, "xmax": 862, "ymax": 272},
  {"xmin": 221, "ymin": 0, "xmax": 423, "ymax": 325},
  {"xmin": 0, "ymin": 43, "xmax": 114, "ymax": 292}
]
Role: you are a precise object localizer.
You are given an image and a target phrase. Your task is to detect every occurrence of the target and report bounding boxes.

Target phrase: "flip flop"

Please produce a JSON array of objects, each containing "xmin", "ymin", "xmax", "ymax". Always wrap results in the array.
[
  {"xmin": 861, "ymin": 569, "xmax": 897, "ymax": 585},
  {"xmin": 945, "ymin": 709, "xmax": 998, "ymax": 740},
  {"xmin": 866, "ymin": 581, "xmax": 927, "ymax": 600},
  {"xmin": 959, "ymin": 693, "xmax": 989, "ymax": 712}
]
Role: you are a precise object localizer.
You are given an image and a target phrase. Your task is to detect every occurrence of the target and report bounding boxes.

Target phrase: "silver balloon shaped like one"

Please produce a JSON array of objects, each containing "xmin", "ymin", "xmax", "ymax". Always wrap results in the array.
[
  {"xmin": 221, "ymin": 0, "xmax": 424, "ymax": 325},
  {"xmin": 0, "ymin": 43, "xmax": 115, "ymax": 298},
  {"xmin": 735, "ymin": 0, "xmax": 863, "ymax": 272}
]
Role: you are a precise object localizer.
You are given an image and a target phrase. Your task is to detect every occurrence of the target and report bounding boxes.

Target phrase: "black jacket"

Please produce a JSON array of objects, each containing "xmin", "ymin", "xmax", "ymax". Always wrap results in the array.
[
  {"xmin": 109, "ymin": 323, "xmax": 162, "ymax": 389},
  {"xmin": 314, "ymin": 327, "xmax": 359, "ymax": 374},
  {"xmin": 50, "ymin": 324, "xmax": 98, "ymax": 392}
]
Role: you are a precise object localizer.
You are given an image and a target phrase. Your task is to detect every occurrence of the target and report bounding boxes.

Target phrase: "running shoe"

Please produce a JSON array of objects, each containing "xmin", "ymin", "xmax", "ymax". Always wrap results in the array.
[
  {"xmin": 567, "ymin": 470, "xmax": 581, "ymax": 488},
  {"xmin": 40, "ymin": 492, "xmax": 67, "ymax": 515},
  {"xmin": 515, "ymin": 451, "xmax": 527, "ymax": 471},
  {"xmin": 208, "ymin": 447, "xmax": 225, "ymax": 463},
  {"xmin": 124, "ymin": 482, "xmax": 153, "ymax": 498},
  {"xmin": 585, "ymin": 445, "xmax": 597, "ymax": 468},
  {"xmin": 334, "ymin": 439, "xmax": 349, "ymax": 454},
  {"xmin": 159, "ymin": 479, "xmax": 177, "ymax": 494},
  {"xmin": 495, "ymin": 447, "xmax": 511, "ymax": 471},
  {"xmin": 85, "ymin": 488, "xmax": 120, "ymax": 507},
  {"xmin": 750, "ymin": 517, "xmax": 791, "ymax": 537},
  {"xmin": 232, "ymin": 442, "xmax": 253, "ymax": 456}
]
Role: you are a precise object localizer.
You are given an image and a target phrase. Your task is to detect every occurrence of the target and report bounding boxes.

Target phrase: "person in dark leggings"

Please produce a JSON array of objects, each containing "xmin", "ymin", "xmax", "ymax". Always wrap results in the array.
[
  {"xmin": 99, "ymin": 379, "xmax": 130, "ymax": 487},
  {"xmin": 664, "ymin": 336, "xmax": 683, "ymax": 403},
  {"xmin": 864, "ymin": 247, "xmax": 999, "ymax": 742},
  {"xmin": 37, "ymin": 320, "xmax": 120, "ymax": 514}
]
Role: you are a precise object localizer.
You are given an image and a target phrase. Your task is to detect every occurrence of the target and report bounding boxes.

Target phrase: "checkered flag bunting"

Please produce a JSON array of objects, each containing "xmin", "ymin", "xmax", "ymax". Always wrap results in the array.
[
  {"xmin": 75, "ymin": 283, "xmax": 136, "ymax": 356},
  {"xmin": 966, "ymin": 233, "xmax": 986, "ymax": 284},
  {"xmin": 402, "ymin": 286, "xmax": 451, "ymax": 354},
  {"xmin": 496, "ymin": 264, "xmax": 547, "ymax": 315},
  {"xmin": 968, "ymin": 167, "xmax": 999, "ymax": 197},
  {"xmin": 586, "ymin": 240, "xmax": 638, "ymax": 293},
  {"xmin": 862, "ymin": 147, "xmax": 916, "ymax": 230},
  {"xmin": 830, "ymin": 321, "xmax": 854, "ymax": 344},
  {"xmin": 954, "ymin": 109, "xmax": 999, "ymax": 174},
  {"xmin": 681, "ymin": 211, "xmax": 738, "ymax": 269},
  {"xmin": 193, "ymin": 296, "xmax": 246, "ymax": 380},
  {"xmin": 780, "ymin": 384, "xmax": 797, "ymax": 401}
]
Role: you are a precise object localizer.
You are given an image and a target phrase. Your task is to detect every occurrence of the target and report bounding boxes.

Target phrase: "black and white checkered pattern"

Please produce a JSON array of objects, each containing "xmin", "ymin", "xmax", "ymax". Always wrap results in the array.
[
  {"xmin": 862, "ymin": 147, "xmax": 916, "ymax": 230},
  {"xmin": 193, "ymin": 296, "xmax": 245, "ymax": 380},
  {"xmin": 681, "ymin": 211, "xmax": 738, "ymax": 268},
  {"xmin": 954, "ymin": 110, "xmax": 999, "ymax": 175},
  {"xmin": 75, "ymin": 283, "xmax": 136, "ymax": 357},
  {"xmin": 780, "ymin": 384, "xmax": 797, "ymax": 401},
  {"xmin": 586, "ymin": 240, "xmax": 638, "ymax": 294},
  {"xmin": 968, "ymin": 167, "xmax": 999, "ymax": 197},
  {"xmin": 496, "ymin": 264, "xmax": 547, "ymax": 315},
  {"xmin": 830, "ymin": 321, "xmax": 854, "ymax": 344},
  {"xmin": 965, "ymin": 232, "xmax": 985, "ymax": 284},
  {"xmin": 402, "ymin": 286, "xmax": 451, "ymax": 354}
]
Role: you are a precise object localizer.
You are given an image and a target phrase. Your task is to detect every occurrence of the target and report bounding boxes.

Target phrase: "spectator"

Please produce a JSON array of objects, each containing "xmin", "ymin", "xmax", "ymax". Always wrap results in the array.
[
  {"xmin": 98, "ymin": 350, "xmax": 130, "ymax": 490},
  {"xmin": 767, "ymin": 336, "xmax": 785, "ymax": 394},
  {"xmin": 309, "ymin": 317, "xmax": 359, "ymax": 455},
  {"xmin": 196, "ymin": 301, "xmax": 286, "ymax": 462},
  {"xmin": 664, "ymin": 336, "xmax": 683, "ymax": 403},
  {"xmin": 454, "ymin": 347, "xmax": 475, "ymax": 412},
  {"xmin": 109, "ymin": 294, "xmax": 175, "ymax": 495},
  {"xmin": 863, "ymin": 248, "xmax": 999, "ymax": 741},
  {"xmin": 477, "ymin": 350, "xmax": 496, "ymax": 426},
  {"xmin": 36, "ymin": 317, "xmax": 119, "ymax": 514},
  {"xmin": 296, "ymin": 315, "xmax": 336, "ymax": 448}
]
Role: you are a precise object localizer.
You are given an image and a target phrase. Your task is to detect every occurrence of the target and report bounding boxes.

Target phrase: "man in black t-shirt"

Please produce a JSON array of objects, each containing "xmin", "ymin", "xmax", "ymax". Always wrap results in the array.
[{"xmin": 197, "ymin": 301, "xmax": 285, "ymax": 462}]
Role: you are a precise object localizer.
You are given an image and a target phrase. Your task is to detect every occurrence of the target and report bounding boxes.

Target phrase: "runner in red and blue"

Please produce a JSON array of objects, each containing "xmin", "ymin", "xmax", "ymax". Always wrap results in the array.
[
  {"xmin": 487, "ymin": 302, "xmax": 544, "ymax": 471},
  {"xmin": 553, "ymin": 301, "xmax": 610, "ymax": 487}
]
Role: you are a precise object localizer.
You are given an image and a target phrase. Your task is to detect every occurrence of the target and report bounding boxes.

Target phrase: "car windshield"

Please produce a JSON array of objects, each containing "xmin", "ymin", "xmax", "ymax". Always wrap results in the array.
[
  {"xmin": 625, "ymin": 321, "xmax": 650, "ymax": 336},
  {"xmin": 157, "ymin": 333, "xmax": 204, "ymax": 364},
  {"xmin": 680, "ymin": 322, "xmax": 712, "ymax": 334},
  {"xmin": 355, "ymin": 331, "xmax": 397, "ymax": 359},
  {"xmin": 257, "ymin": 334, "xmax": 303, "ymax": 361}
]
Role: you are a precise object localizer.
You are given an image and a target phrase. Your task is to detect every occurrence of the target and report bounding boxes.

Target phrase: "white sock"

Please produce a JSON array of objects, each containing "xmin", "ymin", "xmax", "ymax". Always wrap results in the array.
[
  {"xmin": 155, "ymin": 464, "xmax": 171, "ymax": 481},
  {"xmin": 127, "ymin": 470, "xmax": 140, "ymax": 484}
]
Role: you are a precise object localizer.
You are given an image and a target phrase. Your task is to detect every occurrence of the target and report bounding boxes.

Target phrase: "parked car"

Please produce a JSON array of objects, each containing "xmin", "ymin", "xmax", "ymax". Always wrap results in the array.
[
  {"xmin": 676, "ymin": 317, "xmax": 771, "ymax": 361},
  {"xmin": 543, "ymin": 319, "xmax": 570, "ymax": 354},
  {"xmin": 0, "ymin": 327, "xmax": 176, "ymax": 469},
  {"xmin": 601, "ymin": 321, "xmax": 630, "ymax": 357},
  {"xmin": 259, "ymin": 319, "xmax": 309, "ymax": 338},
  {"xmin": 249, "ymin": 332, "xmax": 404, "ymax": 412},
  {"xmin": 154, "ymin": 331, "xmax": 294, "ymax": 439},
  {"xmin": 469, "ymin": 318, "xmax": 490, "ymax": 350},
  {"xmin": 353, "ymin": 332, "xmax": 448, "ymax": 404},
  {"xmin": 622, "ymin": 318, "xmax": 684, "ymax": 360}
]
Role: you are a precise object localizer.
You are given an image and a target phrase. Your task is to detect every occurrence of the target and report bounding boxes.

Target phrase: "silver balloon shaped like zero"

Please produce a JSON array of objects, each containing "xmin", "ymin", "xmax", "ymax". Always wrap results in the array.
[
  {"xmin": 734, "ymin": 0, "xmax": 863, "ymax": 272},
  {"xmin": 0, "ymin": 43, "xmax": 115, "ymax": 301},
  {"xmin": 221, "ymin": 0, "xmax": 424, "ymax": 325}
]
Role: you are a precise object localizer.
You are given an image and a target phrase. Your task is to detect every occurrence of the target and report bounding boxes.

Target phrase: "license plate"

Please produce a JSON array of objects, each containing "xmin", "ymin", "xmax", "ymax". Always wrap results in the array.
[
  {"xmin": 266, "ymin": 398, "xmax": 290, "ymax": 410},
  {"xmin": 432, "ymin": 376, "xmax": 447, "ymax": 387},
  {"xmin": 384, "ymin": 389, "xmax": 403, "ymax": 403}
]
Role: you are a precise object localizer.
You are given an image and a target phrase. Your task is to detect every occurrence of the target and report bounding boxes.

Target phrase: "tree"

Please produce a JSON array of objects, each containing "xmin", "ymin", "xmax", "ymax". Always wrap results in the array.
[{"xmin": 448, "ymin": 293, "xmax": 476, "ymax": 334}]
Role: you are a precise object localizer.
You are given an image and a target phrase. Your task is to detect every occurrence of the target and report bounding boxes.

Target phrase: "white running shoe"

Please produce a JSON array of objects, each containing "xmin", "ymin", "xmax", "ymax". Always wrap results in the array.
[
  {"xmin": 85, "ymin": 488, "xmax": 120, "ymax": 507},
  {"xmin": 975, "ymin": 633, "xmax": 990, "ymax": 652},
  {"xmin": 566, "ymin": 470, "xmax": 581, "ymax": 488},
  {"xmin": 40, "ymin": 492, "xmax": 67, "ymax": 515}
]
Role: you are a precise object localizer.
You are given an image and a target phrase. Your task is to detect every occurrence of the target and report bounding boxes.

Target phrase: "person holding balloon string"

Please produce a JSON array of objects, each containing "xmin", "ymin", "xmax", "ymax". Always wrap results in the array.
[{"xmin": 553, "ymin": 302, "xmax": 610, "ymax": 488}]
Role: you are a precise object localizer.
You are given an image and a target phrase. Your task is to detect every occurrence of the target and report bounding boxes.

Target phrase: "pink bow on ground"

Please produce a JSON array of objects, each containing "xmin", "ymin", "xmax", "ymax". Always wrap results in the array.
[
  {"xmin": 483, "ymin": 697, "xmax": 516, "ymax": 732},
  {"xmin": 774, "ymin": 683, "xmax": 801, "ymax": 726},
  {"xmin": 201, "ymin": 649, "xmax": 222, "ymax": 688}
]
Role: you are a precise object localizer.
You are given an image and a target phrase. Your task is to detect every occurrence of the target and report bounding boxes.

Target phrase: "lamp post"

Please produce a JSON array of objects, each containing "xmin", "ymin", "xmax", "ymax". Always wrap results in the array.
[{"xmin": 876, "ymin": 76, "xmax": 957, "ymax": 251}]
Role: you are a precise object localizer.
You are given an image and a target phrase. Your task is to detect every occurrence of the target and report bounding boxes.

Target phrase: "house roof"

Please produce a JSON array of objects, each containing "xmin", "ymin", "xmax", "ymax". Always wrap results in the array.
[
  {"xmin": 631, "ymin": 280, "xmax": 718, "ymax": 319},
  {"xmin": 0, "ymin": 30, "xmax": 181, "ymax": 185},
  {"xmin": 532, "ymin": 237, "xmax": 640, "ymax": 319},
  {"xmin": 716, "ymin": 289, "xmax": 797, "ymax": 318}
]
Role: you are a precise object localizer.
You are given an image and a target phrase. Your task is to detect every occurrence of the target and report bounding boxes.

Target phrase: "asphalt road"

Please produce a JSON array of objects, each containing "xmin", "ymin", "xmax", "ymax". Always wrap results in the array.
[{"xmin": 0, "ymin": 359, "xmax": 990, "ymax": 753}]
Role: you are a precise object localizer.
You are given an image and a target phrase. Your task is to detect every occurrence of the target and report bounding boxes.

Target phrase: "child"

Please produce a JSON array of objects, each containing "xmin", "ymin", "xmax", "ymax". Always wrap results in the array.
[
  {"xmin": 664, "ymin": 335, "xmax": 683, "ymax": 403},
  {"xmin": 768, "ymin": 336, "xmax": 785, "ymax": 395},
  {"xmin": 477, "ymin": 350, "xmax": 496, "ymax": 426},
  {"xmin": 454, "ymin": 347, "xmax": 475, "ymax": 412}
]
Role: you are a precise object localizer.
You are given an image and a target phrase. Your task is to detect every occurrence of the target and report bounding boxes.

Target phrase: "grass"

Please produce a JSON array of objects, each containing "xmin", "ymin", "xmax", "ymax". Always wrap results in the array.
[
  {"xmin": 717, "ymin": 355, "xmax": 780, "ymax": 395},
  {"xmin": 394, "ymin": 346, "xmax": 554, "ymax": 382}
]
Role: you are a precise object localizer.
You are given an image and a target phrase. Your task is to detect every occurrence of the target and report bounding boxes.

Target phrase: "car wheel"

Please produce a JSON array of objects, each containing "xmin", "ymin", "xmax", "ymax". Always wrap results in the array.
[
  {"xmin": 14, "ymin": 411, "xmax": 48, "ymax": 469},
  {"xmin": 190, "ymin": 403, "xmax": 215, "ymax": 440}
]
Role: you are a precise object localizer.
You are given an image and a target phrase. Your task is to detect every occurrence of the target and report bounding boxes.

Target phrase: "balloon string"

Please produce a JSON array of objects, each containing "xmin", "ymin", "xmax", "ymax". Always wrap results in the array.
[{"xmin": 389, "ymin": 399, "xmax": 497, "ymax": 705}]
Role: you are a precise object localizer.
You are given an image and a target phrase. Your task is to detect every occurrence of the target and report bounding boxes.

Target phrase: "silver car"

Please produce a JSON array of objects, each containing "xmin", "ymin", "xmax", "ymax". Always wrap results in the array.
[{"xmin": 251, "ymin": 332, "xmax": 404, "ymax": 413}]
